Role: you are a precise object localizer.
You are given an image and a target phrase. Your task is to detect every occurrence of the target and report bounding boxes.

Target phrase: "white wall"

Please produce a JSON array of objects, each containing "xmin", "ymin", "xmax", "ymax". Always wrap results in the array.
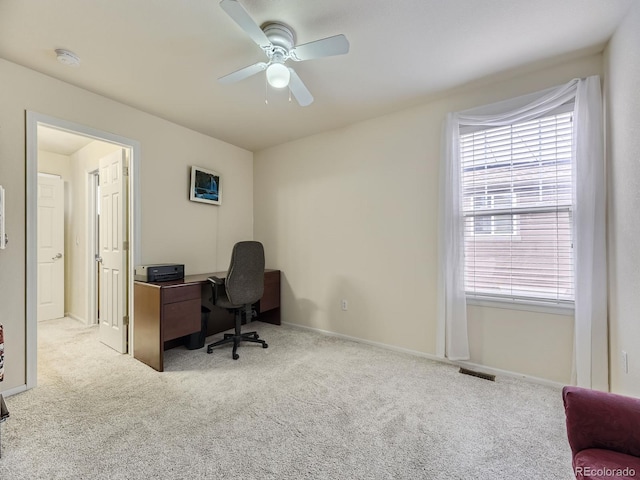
[
  {"xmin": 38, "ymin": 150, "xmax": 73, "ymax": 179},
  {"xmin": 604, "ymin": 2, "xmax": 640, "ymax": 396},
  {"xmin": 0, "ymin": 58, "xmax": 253, "ymax": 392},
  {"xmin": 467, "ymin": 306, "xmax": 573, "ymax": 383},
  {"xmin": 254, "ymin": 54, "xmax": 602, "ymax": 384}
]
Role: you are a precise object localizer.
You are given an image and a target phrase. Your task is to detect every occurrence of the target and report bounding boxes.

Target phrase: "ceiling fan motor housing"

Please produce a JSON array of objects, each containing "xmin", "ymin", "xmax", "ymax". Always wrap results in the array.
[{"xmin": 261, "ymin": 22, "xmax": 295, "ymax": 52}]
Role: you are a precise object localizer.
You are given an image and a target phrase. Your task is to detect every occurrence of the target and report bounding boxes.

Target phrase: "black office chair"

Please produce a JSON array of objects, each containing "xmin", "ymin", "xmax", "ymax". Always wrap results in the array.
[{"xmin": 207, "ymin": 241, "xmax": 268, "ymax": 360}]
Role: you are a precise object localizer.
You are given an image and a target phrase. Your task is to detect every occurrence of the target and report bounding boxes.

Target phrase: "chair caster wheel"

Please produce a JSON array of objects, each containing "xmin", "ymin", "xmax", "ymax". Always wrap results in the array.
[
  {"xmin": 254, "ymin": 334, "xmax": 259, "ymax": 339},
  {"xmin": 207, "ymin": 347, "xmax": 213, "ymax": 354},
  {"xmin": 233, "ymin": 354, "xmax": 239, "ymax": 360},
  {"xmin": 263, "ymin": 343, "xmax": 268, "ymax": 349}
]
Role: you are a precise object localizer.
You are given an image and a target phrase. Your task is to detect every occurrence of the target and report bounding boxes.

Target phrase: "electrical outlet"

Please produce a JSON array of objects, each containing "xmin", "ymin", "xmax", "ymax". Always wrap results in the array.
[
  {"xmin": 341, "ymin": 299, "xmax": 348, "ymax": 311},
  {"xmin": 622, "ymin": 351, "xmax": 629, "ymax": 374}
]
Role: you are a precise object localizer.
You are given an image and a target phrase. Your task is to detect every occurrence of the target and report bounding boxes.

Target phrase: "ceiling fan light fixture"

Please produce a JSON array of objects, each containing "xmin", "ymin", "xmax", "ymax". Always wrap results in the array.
[{"xmin": 266, "ymin": 63, "xmax": 290, "ymax": 88}]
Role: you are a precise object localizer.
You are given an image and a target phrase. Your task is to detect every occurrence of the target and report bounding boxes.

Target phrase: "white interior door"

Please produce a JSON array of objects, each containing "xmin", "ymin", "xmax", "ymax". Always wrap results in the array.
[
  {"xmin": 37, "ymin": 175, "xmax": 64, "ymax": 321},
  {"xmin": 98, "ymin": 149, "xmax": 128, "ymax": 353}
]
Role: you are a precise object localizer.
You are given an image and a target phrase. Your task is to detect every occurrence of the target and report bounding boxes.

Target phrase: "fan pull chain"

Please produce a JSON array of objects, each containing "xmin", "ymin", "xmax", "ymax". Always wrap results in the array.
[
  {"xmin": 289, "ymin": 89, "xmax": 292, "ymax": 103},
  {"xmin": 264, "ymin": 76, "xmax": 269, "ymax": 105}
]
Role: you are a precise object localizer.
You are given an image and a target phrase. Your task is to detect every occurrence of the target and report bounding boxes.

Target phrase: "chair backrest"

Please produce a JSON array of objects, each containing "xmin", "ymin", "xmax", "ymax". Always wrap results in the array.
[{"xmin": 225, "ymin": 241, "xmax": 265, "ymax": 306}]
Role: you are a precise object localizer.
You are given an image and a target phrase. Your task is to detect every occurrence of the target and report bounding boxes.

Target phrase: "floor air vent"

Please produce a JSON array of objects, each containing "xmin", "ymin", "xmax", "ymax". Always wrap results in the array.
[{"xmin": 459, "ymin": 367, "xmax": 496, "ymax": 381}]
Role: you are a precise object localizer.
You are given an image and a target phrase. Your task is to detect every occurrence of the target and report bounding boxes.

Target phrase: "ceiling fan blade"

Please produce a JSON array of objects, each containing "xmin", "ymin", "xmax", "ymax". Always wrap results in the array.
[
  {"xmin": 218, "ymin": 62, "xmax": 267, "ymax": 84},
  {"xmin": 219, "ymin": 0, "xmax": 271, "ymax": 49},
  {"xmin": 288, "ymin": 68, "xmax": 314, "ymax": 107},
  {"xmin": 290, "ymin": 34, "xmax": 350, "ymax": 61}
]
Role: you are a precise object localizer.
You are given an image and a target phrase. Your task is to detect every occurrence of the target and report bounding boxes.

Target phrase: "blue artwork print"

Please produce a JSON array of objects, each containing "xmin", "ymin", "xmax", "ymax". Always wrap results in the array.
[{"xmin": 190, "ymin": 167, "xmax": 221, "ymax": 205}]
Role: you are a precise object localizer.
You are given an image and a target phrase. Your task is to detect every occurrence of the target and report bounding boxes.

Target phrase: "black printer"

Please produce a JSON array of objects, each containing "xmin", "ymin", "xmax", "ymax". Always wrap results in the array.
[{"xmin": 134, "ymin": 264, "xmax": 184, "ymax": 282}]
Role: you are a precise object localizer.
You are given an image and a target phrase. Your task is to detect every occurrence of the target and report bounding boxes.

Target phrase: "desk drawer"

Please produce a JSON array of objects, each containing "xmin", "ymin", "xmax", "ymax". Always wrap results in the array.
[
  {"xmin": 162, "ymin": 284, "xmax": 200, "ymax": 304},
  {"xmin": 163, "ymin": 299, "xmax": 200, "ymax": 341}
]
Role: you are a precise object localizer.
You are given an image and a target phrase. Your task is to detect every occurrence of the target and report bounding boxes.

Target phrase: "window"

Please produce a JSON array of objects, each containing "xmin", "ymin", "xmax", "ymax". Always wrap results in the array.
[
  {"xmin": 460, "ymin": 108, "xmax": 574, "ymax": 304},
  {"xmin": 471, "ymin": 185, "xmax": 515, "ymax": 236}
]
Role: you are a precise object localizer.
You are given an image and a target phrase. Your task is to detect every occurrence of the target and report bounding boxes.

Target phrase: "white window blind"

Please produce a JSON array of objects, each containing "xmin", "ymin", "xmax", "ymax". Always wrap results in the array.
[{"xmin": 460, "ymin": 109, "xmax": 574, "ymax": 304}]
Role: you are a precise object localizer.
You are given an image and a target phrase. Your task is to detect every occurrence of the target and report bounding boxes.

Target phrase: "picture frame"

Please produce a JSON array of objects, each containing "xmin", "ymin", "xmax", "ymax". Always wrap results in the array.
[{"xmin": 189, "ymin": 166, "xmax": 221, "ymax": 206}]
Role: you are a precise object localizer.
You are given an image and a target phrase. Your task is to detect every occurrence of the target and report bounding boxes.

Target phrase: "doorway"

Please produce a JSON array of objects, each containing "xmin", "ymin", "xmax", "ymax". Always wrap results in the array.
[{"xmin": 26, "ymin": 112, "xmax": 141, "ymax": 389}]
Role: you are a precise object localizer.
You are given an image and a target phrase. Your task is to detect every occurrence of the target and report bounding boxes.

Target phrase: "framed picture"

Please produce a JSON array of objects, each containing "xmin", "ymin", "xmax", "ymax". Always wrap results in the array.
[{"xmin": 189, "ymin": 166, "xmax": 221, "ymax": 206}]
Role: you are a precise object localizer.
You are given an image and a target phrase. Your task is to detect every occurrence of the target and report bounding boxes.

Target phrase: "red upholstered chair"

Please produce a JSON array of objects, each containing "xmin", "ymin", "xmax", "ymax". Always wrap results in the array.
[{"xmin": 563, "ymin": 386, "xmax": 640, "ymax": 479}]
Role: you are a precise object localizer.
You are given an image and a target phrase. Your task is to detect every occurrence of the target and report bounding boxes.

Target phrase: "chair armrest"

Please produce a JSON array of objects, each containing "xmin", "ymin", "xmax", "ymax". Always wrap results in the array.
[
  {"xmin": 207, "ymin": 276, "xmax": 224, "ymax": 286},
  {"xmin": 563, "ymin": 386, "xmax": 640, "ymax": 458}
]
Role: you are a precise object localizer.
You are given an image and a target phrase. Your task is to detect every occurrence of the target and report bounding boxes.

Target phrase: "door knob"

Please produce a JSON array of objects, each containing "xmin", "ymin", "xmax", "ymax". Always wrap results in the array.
[{"xmin": 52, "ymin": 252, "xmax": 63, "ymax": 261}]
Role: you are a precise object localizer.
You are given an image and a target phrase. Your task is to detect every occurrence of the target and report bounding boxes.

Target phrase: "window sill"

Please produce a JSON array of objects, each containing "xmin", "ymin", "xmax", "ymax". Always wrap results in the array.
[{"xmin": 466, "ymin": 296, "xmax": 574, "ymax": 316}]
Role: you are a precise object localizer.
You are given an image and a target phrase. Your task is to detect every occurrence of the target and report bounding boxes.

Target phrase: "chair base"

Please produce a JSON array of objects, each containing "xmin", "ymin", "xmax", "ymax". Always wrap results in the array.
[{"xmin": 206, "ymin": 306, "xmax": 268, "ymax": 360}]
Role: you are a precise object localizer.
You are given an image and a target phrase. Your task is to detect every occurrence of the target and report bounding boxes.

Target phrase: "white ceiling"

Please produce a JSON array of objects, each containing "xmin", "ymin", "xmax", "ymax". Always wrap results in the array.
[
  {"xmin": 37, "ymin": 126, "xmax": 95, "ymax": 156},
  {"xmin": 0, "ymin": 0, "xmax": 633, "ymax": 152}
]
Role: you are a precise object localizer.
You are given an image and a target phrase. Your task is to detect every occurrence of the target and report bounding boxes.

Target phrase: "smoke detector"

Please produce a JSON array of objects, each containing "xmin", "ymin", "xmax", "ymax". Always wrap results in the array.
[{"xmin": 55, "ymin": 49, "xmax": 81, "ymax": 67}]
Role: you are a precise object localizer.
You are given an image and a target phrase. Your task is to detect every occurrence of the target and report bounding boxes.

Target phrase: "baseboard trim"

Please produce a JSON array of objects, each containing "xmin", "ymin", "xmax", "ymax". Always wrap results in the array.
[
  {"xmin": 65, "ymin": 313, "xmax": 87, "ymax": 324},
  {"xmin": 0, "ymin": 384, "xmax": 27, "ymax": 398},
  {"xmin": 281, "ymin": 322, "xmax": 565, "ymax": 389},
  {"xmin": 282, "ymin": 322, "xmax": 444, "ymax": 362}
]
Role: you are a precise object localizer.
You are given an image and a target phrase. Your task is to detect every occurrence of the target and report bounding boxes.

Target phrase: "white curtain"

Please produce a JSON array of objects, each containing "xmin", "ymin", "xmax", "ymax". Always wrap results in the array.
[
  {"xmin": 572, "ymin": 77, "xmax": 608, "ymax": 390},
  {"xmin": 437, "ymin": 114, "xmax": 469, "ymax": 360},
  {"xmin": 438, "ymin": 76, "xmax": 608, "ymax": 387}
]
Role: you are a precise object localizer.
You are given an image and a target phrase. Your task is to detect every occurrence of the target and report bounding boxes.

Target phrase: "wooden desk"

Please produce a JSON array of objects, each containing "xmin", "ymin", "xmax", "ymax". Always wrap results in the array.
[{"xmin": 133, "ymin": 269, "xmax": 280, "ymax": 371}]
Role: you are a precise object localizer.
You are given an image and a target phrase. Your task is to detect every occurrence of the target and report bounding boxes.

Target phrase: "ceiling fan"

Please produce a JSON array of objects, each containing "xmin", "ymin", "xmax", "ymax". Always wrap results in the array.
[{"xmin": 217, "ymin": 0, "xmax": 350, "ymax": 106}]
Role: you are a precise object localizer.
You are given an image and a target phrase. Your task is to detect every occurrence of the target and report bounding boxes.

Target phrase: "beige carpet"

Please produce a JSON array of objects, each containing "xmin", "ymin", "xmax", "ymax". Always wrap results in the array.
[{"xmin": 0, "ymin": 317, "xmax": 574, "ymax": 479}]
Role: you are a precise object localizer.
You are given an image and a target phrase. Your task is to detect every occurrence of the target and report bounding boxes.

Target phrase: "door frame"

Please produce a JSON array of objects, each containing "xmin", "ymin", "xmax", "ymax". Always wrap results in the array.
[{"xmin": 26, "ymin": 111, "xmax": 141, "ymax": 389}]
